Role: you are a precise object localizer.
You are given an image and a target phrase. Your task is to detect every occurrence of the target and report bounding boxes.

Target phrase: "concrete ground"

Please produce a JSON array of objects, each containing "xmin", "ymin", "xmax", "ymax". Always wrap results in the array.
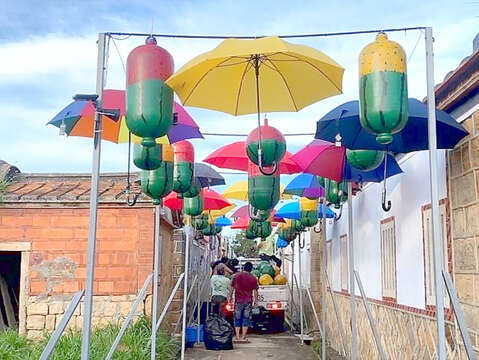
[{"xmin": 185, "ymin": 332, "xmax": 323, "ymax": 360}]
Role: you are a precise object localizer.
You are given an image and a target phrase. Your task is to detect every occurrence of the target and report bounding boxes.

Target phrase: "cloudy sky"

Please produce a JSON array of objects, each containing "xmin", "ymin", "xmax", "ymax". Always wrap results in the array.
[{"xmin": 1, "ymin": 0, "xmax": 478, "ymax": 188}]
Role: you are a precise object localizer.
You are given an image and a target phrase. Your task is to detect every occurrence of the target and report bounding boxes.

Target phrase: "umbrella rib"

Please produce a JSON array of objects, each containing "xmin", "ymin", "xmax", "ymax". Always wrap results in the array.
[
  {"xmin": 275, "ymin": 52, "xmax": 343, "ymax": 94},
  {"xmin": 183, "ymin": 57, "xmax": 237, "ymax": 104},
  {"xmin": 235, "ymin": 60, "xmax": 254, "ymax": 116},
  {"xmin": 264, "ymin": 56, "xmax": 299, "ymax": 111}
]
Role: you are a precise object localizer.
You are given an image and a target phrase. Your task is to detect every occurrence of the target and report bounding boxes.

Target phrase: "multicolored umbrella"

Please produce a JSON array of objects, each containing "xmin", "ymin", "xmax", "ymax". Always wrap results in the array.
[
  {"xmin": 194, "ymin": 163, "xmax": 225, "ymax": 187},
  {"xmin": 315, "ymin": 98, "xmax": 468, "ymax": 153},
  {"xmin": 48, "ymin": 89, "xmax": 203, "ymax": 144},
  {"xmin": 163, "ymin": 188, "xmax": 232, "ymax": 211},
  {"xmin": 231, "ymin": 217, "xmax": 249, "ymax": 229},
  {"xmin": 222, "ymin": 179, "xmax": 292, "ymax": 201},
  {"xmin": 284, "ymin": 173, "xmax": 325, "ymax": 199},
  {"xmin": 275, "ymin": 201, "xmax": 335, "ymax": 219},
  {"xmin": 204, "ymin": 141, "xmax": 301, "ymax": 174}
]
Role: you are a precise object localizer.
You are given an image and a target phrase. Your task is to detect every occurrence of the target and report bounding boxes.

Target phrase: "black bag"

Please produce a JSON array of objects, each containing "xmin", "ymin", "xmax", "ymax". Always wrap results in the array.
[{"xmin": 204, "ymin": 314, "xmax": 234, "ymax": 350}]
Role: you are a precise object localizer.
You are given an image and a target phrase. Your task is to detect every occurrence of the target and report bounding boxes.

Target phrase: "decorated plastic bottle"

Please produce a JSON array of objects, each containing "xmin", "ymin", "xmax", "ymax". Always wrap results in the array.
[
  {"xmin": 292, "ymin": 219, "xmax": 304, "ymax": 233},
  {"xmin": 192, "ymin": 214, "xmax": 208, "ymax": 231},
  {"xmin": 346, "ymin": 149, "xmax": 385, "ymax": 171},
  {"xmin": 325, "ymin": 178, "xmax": 348, "ymax": 209},
  {"xmin": 133, "ymin": 142, "xmax": 163, "ymax": 170},
  {"xmin": 248, "ymin": 220, "xmax": 272, "ymax": 238},
  {"xmin": 126, "ymin": 36, "xmax": 174, "ymax": 145},
  {"xmin": 249, "ymin": 205, "xmax": 270, "ymax": 222},
  {"xmin": 245, "ymin": 227, "xmax": 258, "ymax": 240},
  {"xmin": 202, "ymin": 223, "xmax": 218, "ymax": 236},
  {"xmin": 246, "ymin": 119, "xmax": 286, "ymax": 167},
  {"xmin": 172, "ymin": 140, "xmax": 194, "ymax": 194},
  {"xmin": 182, "ymin": 179, "xmax": 201, "ymax": 198},
  {"xmin": 359, "ymin": 32, "xmax": 408, "ymax": 145},
  {"xmin": 300, "ymin": 197, "xmax": 319, "ymax": 227},
  {"xmin": 184, "ymin": 191, "xmax": 204, "ymax": 217},
  {"xmin": 248, "ymin": 161, "xmax": 280, "ymax": 211},
  {"xmin": 141, "ymin": 144, "xmax": 174, "ymax": 203}
]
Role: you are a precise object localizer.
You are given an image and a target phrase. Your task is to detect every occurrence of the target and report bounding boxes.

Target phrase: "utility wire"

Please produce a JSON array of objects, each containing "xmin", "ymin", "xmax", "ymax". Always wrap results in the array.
[{"xmin": 107, "ymin": 26, "xmax": 426, "ymax": 40}]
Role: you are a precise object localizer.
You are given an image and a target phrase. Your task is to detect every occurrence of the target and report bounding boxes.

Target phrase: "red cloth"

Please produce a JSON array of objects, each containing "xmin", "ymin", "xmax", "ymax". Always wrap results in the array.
[{"xmin": 232, "ymin": 271, "xmax": 259, "ymax": 304}]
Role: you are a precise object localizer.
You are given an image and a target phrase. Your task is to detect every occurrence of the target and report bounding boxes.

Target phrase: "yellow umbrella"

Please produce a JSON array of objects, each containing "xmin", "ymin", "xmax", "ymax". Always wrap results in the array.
[
  {"xmin": 223, "ymin": 180, "xmax": 292, "ymax": 201},
  {"xmin": 202, "ymin": 204, "xmax": 236, "ymax": 222},
  {"xmin": 166, "ymin": 36, "xmax": 344, "ymax": 115}
]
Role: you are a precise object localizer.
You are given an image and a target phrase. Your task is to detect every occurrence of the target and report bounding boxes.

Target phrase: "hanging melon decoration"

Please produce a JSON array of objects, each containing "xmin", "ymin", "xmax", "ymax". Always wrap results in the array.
[
  {"xmin": 292, "ymin": 219, "xmax": 304, "ymax": 233},
  {"xmin": 359, "ymin": 32, "xmax": 408, "ymax": 145},
  {"xmin": 300, "ymin": 197, "xmax": 319, "ymax": 227},
  {"xmin": 141, "ymin": 144, "xmax": 174, "ymax": 204},
  {"xmin": 247, "ymin": 220, "xmax": 272, "ymax": 238},
  {"xmin": 245, "ymin": 227, "xmax": 258, "ymax": 239},
  {"xmin": 126, "ymin": 36, "xmax": 174, "ymax": 146},
  {"xmin": 325, "ymin": 178, "xmax": 348, "ymax": 209},
  {"xmin": 202, "ymin": 223, "xmax": 217, "ymax": 236},
  {"xmin": 346, "ymin": 149, "xmax": 385, "ymax": 171},
  {"xmin": 248, "ymin": 161, "xmax": 280, "ymax": 211},
  {"xmin": 182, "ymin": 180, "xmax": 201, "ymax": 198},
  {"xmin": 172, "ymin": 140, "xmax": 194, "ymax": 194},
  {"xmin": 192, "ymin": 214, "xmax": 208, "ymax": 231},
  {"xmin": 215, "ymin": 226, "xmax": 223, "ymax": 234},
  {"xmin": 246, "ymin": 119, "xmax": 286, "ymax": 167},
  {"xmin": 133, "ymin": 143, "xmax": 162, "ymax": 170},
  {"xmin": 249, "ymin": 205, "xmax": 270, "ymax": 222},
  {"xmin": 184, "ymin": 191, "xmax": 204, "ymax": 216}
]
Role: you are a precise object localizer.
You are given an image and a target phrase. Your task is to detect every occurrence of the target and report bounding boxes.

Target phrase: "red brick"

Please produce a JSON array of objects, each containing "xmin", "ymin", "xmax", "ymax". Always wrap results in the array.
[
  {"xmin": 98, "ymin": 240, "xmax": 136, "ymax": 251},
  {"xmin": 73, "ymin": 228, "xmax": 88, "ymax": 239},
  {"xmin": 98, "ymin": 281, "xmax": 114, "ymax": 293},
  {"xmin": 30, "ymin": 280, "xmax": 47, "ymax": 295},
  {"xmin": 52, "ymin": 216, "xmax": 89, "ymax": 227},
  {"xmin": 98, "ymin": 216, "xmax": 117, "ymax": 227},
  {"xmin": 115, "ymin": 280, "xmax": 133, "ymax": 293},
  {"xmin": 38, "ymin": 228, "xmax": 73, "ymax": 239},
  {"xmin": 32, "ymin": 241, "xmax": 67, "ymax": 251},
  {"xmin": 32, "ymin": 216, "xmax": 52, "ymax": 227},
  {"xmin": 118, "ymin": 216, "xmax": 138, "ymax": 227},
  {"xmin": 67, "ymin": 241, "xmax": 88, "ymax": 251},
  {"xmin": 112, "ymin": 253, "xmax": 130, "ymax": 265},
  {"xmin": 93, "ymin": 267, "xmax": 108, "ymax": 279},
  {"xmin": 0, "ymin": 227, "xmax": 25, "ymax": 239},
  {"xmin": 1, "ymin": 216, "xmax": 33, "ymax": 226},
  {"xmin": 108, "ymin": 267, "xmax": 134, "ymax": 279},
  {"xmin": 97, "ymin": 228, "xmax": 129, "ymax": 240},
  {"xmin": 75, "ymin": 268, "xmax": 86, "ymax": 279},
  {"xmin": 63, "ymin": 280, "xmax": 79, "ymax": 293},
  {"xmin": 97, "ymin": 253, "xmax": 110, "ymax": 265}
]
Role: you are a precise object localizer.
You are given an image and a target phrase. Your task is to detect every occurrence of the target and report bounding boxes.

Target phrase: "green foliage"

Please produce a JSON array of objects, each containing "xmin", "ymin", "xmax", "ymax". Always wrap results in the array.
[
  {"xmin": 0, "ymin": 317, "xmax": 180, "ymax": 360},
  {"xmin": 0, "ymin": 179, "xmax": 9, "ymax": 203},
  {"xmin": 232, "ymin": 232, "xmax": 259, "ymax": 258}
]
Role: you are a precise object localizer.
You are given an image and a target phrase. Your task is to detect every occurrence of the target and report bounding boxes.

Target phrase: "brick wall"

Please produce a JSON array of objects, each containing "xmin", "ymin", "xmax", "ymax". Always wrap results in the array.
[
  {"xmin": 0, "ymin": 205, "xmax": 179, "ymax": 336},
  {"xmin": 449, "ymin": 110, "xmax": 479, "ymax": 339}
]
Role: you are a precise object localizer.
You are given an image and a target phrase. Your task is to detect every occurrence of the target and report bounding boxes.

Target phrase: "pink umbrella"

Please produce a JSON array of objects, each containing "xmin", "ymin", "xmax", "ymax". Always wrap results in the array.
[
  {"xmin": 291, "ymin": 140, "xmax": 346, "ymax": 182},
  {"xmin": 232, "ymin": 205, "xmax": 249, "ymax": 219}
]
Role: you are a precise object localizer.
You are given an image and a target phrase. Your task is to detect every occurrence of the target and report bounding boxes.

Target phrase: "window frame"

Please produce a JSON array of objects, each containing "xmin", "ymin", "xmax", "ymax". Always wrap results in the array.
[{"xmin": 380, "ymin": 217, "xmax": 397, "ymax": 301}]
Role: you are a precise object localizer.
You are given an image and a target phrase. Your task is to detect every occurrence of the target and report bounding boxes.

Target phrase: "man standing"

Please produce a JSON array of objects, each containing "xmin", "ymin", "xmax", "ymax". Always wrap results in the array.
[{"xmin": 230, "ymin": 262, "xmax": 259, "ymax": 342}]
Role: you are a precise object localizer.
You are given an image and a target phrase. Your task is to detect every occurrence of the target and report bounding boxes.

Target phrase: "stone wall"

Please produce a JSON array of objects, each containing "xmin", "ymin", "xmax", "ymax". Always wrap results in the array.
[
  {"xmin": 324, "ymin": 292, "xmax": 475, "ymax": 360},
  {"xmin": 449, "ymin": 109, "xmax": 479, "ymax": 340}
]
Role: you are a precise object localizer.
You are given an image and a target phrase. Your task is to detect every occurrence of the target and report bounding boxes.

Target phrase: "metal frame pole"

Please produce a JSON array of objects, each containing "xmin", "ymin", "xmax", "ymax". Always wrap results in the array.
[
  {"xmin": 347, "ymin": 182, "xmax": 358, "ymax": 359},
  {"xmin": 291, "ymin": 241, "xmax": 295, "ymax": 317},
  {"xmin": 151, "ymin": 205, "xmax": 162, "ymax": 359},
  {"xmin": 298, "ymin": 234, "xmax": 304, "ymax": 344},
  {"xmin": 40, "ymin": 291, "xmax": 84, "ymax": 360},
  {"xmin": 442, "ymin": 270, "xmax": 475, "ymax": 359},
  {"xmin": 354, "ymin": 271, "xmax": 387, "ymax": 360},
  {"xmin": 181, "ymin": 219, "xmax": 191, "ymax": 360},
  {"xmin": 425, "ymin": 26, "xmax": 446, "ymax": 360},
  {"xmin": 196, "ymin": 259, "xmax": 201, "ymax": 345},
  {"xmin": 305, "ymin": 286, "xmax": 323, "ymax": 338},
  {"xmin": 156, "ymin": 273, "xmax": 185, "ymax": 333},
  {"xmin": 321, "ymin": 201, "xmax": 327, "ymax": 360},
  {"xmin": 80, "ymin": 32, "xmax": 107, "ymax": 360},
  {"xmin": 106, "ymin": 274, "xmax": 153, "ymax": 360},
  {"xmin": 325, "ymin": 274, "xmax": 348, "ymax": 357}
]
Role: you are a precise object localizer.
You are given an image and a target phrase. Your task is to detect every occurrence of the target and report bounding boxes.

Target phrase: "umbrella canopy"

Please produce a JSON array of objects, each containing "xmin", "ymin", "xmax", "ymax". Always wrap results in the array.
[
  {"xmin": 232, "ymin": 205, "xmax": 249, "ymax": 219},
  {"xmin": 231, "ymin": 217, "xmax": 249, "ymax": 229},
  {"xmin": 194, "ymin": 163, "xmax": 225, "ymax": 187},
  {"xmin": 163, "ymin": 188, "xmax": 232, "ymax": 211},
  {"xmin": 204, "ymin": 141, "xmax": 301, "ymax": 174},
  {"xmin": 48, "ymin": 89, "xmax": 203, "ymax": 144},
  {"xmin": 315, "ymin": 98, "xmax": 468, "ymax": 152},
  {"xmin": 204, "ymin": 204, "xmax": 236, "ymax": 220},
  {"xmin": 284, "ymin": 173, "xmax": 325, "ymax": 198},
  {"xmin": 275, "ymin": 201, "xmax": 335, "ymax": 219},
  {"xmin": 215, "ymin": 216, "xmax": 233, "ymax": 226},
  {"xmin": 166, "ymin": 36, "xmax": 344, "ymax": 115},
  {"xmin": 222, "ymin": 179, "xmax": 292, "ymax": 201},
  {"xmin": 291, "ymin": 140, "xmax": 346, "ymax": 182}
]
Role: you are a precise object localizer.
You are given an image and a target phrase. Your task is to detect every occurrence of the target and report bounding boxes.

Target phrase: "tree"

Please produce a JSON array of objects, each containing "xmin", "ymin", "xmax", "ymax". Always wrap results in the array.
[{"xmin": 232, "ymin": 232, "xmax": 259, "ymax": 258}]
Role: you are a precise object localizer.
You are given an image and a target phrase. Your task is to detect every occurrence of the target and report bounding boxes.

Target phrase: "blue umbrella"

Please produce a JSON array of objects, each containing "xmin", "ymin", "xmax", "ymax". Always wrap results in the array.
[
  {"xmin": 275, "ymin": 201, "xmax": 335, "ymax": 220},
  {"xmin": 284, "ymin": 173, "xmax": 325, "ymax": 199},
  {"xmin": 276, "ymin": 237, "xmax": 289, "ymax": 248},
  {"xmin": 344, "ymin": 154, "xmax": 402, "ymax": 183},
  {"xmin": 315, "ymin": 98, "xmax": 468, "ymax": 153},
  {"xmin": 215, "ymin": 216, "xmax": 232, "ymax": 226}
]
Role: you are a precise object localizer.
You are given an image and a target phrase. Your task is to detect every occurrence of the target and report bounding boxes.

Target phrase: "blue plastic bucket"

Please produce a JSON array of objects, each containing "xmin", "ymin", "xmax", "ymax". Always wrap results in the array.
[{"xmin": 186, "ymin": 325, "xmax": 204, "ymax": 346}]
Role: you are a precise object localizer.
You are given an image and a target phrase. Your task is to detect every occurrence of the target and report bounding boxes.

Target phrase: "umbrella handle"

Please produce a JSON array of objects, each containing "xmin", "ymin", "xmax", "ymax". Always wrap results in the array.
[
  {"xmin": 126, "ymin": 191, "xmax": 140, "ymax": 207},
  {"xmin": 335, "ymin": 204, "xmax": 343, "ymax": 221},
  {"xmin": 313, "ymin": 224, "xmax": 322, "ymax": 233},
  {"xmin": 258, "ymin": 158, "xmax": 278, "ymax": 176},
  {"xmin": 299, "ymin": 233, "xmax": 306, "ymax": 249},
  {"xmin": 249, "ymin": 205, "xmax": 266, "ymax": 221},
  {"xmin": 382, "ymin": 189, "xmax": 392, "ymax": 212}
]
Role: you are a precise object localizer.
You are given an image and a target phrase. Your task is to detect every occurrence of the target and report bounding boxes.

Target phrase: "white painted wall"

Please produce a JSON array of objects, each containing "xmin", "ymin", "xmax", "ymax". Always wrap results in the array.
[{"xmin": 326, "ymin": 150, "xmax": 448, "ymax": 309}]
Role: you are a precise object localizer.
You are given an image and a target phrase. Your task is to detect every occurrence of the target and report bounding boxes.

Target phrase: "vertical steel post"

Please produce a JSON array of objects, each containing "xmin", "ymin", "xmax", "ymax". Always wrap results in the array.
[
  {"xmin": 151, "ymin": 205, "xmax": 162, "ymax": 359},
  {"xmin": 425, "ymin": 26, "xmax": 446, "ymax": 360},
  {"xmin": 347, "ymin": 182, "xmax": 358, "ymax": 360},
  {"xmin": 181, "ymin": 219, "xmax": 191, "ymax": 360},
  {"xmin": 291, "ymin": 240, "xmax": 295, "ymax": 318},
  {"xmin": 196, "ymin": 259, "xmax": 201, "ymax": 345},
  {"xmin": 321, "ymin": 201, "xmax": 327, "ymax": 360},
  {"xmin": 298, "ymin": 234, "xmax": 304, "ymax": 344},
  {"xmin": 80, "ymin": 32, "xmax": 107, "ymax": 360}
]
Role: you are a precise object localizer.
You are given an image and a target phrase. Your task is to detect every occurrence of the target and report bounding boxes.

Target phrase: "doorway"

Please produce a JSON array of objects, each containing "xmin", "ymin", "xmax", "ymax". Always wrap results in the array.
[{"xmin": 0, "ymin": 251, "xmax": 21, "ymax": 329}]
